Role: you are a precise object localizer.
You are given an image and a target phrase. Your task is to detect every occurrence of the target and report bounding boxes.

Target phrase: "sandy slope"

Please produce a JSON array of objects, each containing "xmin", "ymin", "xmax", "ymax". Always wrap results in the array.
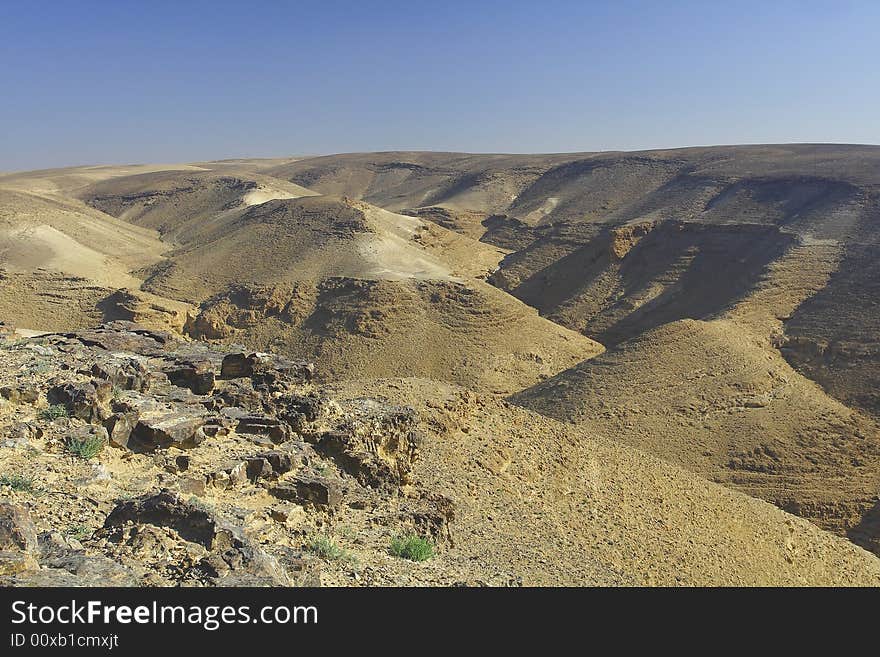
[
  {"xmin": 329, "ymin": 377, "xmax": 880, "ymax": 586},
  {"xmin": 511, "ymin": 319, "xmax": 880, "ymax": 553}
]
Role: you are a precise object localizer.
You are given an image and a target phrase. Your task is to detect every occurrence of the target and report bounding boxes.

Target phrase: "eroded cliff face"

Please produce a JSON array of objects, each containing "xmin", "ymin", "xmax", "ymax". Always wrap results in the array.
[
  {"xmin": 490, "ymin": 219, "xmax": 797, "ymax": 344},
  {"xmin": 780, "ymin": 239, "xmax": 880, "ymax": 423}
]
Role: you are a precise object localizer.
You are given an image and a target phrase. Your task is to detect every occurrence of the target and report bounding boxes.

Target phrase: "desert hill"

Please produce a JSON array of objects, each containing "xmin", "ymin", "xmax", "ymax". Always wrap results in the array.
[
  {"xmin": 265, "ymin": 146, "xmax": 880, "ymax": 553},
  {"xmin": 77, "ymin": 169, "xmax": 601, "ymax": 393},
  {"xmin": 0, "ymin": 168, "xmax": 193, "ymax": 332},
  {"xmin": 510, "ymin": 319, "xmax": 880, "ymax": 554},
  {"xmin": 2, "ymin": 144, "xmax": 880, "ymax": 582}
]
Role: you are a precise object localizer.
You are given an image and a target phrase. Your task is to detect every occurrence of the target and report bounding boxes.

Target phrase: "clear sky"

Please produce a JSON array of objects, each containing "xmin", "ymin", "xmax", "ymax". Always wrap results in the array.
[{"xmin": 1, "ymin": 0, "xmax": 878, "ymax": 170}]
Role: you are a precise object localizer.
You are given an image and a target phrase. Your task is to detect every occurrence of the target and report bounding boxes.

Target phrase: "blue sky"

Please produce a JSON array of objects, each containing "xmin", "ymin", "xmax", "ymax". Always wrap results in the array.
[{"xmin": 1, "ymin": 0, "xmax": 878, "ymax": 170}]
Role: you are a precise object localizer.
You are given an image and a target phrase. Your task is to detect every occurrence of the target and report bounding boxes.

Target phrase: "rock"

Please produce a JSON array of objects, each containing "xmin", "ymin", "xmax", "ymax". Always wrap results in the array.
[
  {"xmin": 208, "ymin": 461, "xmax": 248, "ymax": 489},
  {"xmin": 0, "ymin": 503, "xmax": 38, "ymax": 553},
  {"xmin": 250, "ymin": 353, "xmax": 314, "ymax": 386},
  {"xmin": 48, "ymin": 380, "xmax": 112, "ymax": 422},
  {"xmin": 0, "ymin": 384, "xmax": 40, "ymax": 404},
  {"xmin": 0, "ymin": 551, "xmax": 39, "ymax": 575},
  {"xmin": 104, "ymin": 412, "xmax": 137, "ymax": 448},
  {"xmin": 90, "ymin": 357, "xmax": 149, "ymax": 392},
  {"xmin": 66, "ymin": 322, "xmax": 171, "ymax": 355},
  {"xmin": 220, "ymin": 352, "xmax": 314, "ymax": 384},
  {"xmin": 316, "ymin": 401, "xmax": 420, "ymax": 489},
  {"xmin": 403, "ymin": 493, "xmax": 456, "ymax": 546},
  {"xmin": 103, "ymin": 490, "xmax": 290, "ymax": 585},
  {"xmin": 130, "ymin": 413, "xmax": 207, "ymax": 451},
  {"xmin": 269, "ymin": 475, "xmax": 342, "ymax": 508},
  {"xmin": 104, "ymin": 490, "xmax": 232, "ymax": 549},
  {"xmin": 277, "ymin": 393, "xmax": 326, "ymax": 433},
  {"xmin": 165, "ymin": 359, "xmax": 216, "ymax": 395},
  {"xmin": 212, "ymin": 379, "xmax": 263, "ymax": 412},
  {"xmin": 28, "ymin": 531, "xmax": 139, "ymax": 586},
  {"xmin": 200, "ymin": 419, "xmax": 228, "ymax": 438},
  {"xmin": 261, "ymin": 450, "xmax": 295, "ymax": 475},
  {"xmin": 245, "ymin": 450, "xmax": 295, "ymax": 482},
  {"xmin": 220, "ymin": 406, "xmax": 250, "ymax": 420},
  {"xmin": 269, "ymin": 507, "xmax": 292, "ymax": 523},
  {"xmin": 178, "ymin": 476, "xmax": 207, "ymax": 496},
  {"xmin": 245, "ymin": 457, "xmax": 274, "ymax": 481},
  {"xmin": 2, "ymin": 422, "xmax": 42, "ymax": 448},
  {"xmin": 220, "ymin": 353, "xmax": 251, "ymax": 379},
  {"xmin": 235, "ymin": 415, "xmax": 291, "ymax": 443}
]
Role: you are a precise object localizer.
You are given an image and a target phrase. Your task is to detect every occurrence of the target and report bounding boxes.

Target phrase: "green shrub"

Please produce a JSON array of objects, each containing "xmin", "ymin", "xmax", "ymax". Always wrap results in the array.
[
  {"xmin": 65, "ymin": 433, "xmax": 104, "ymax": 459},
  {"xmin": 67, "ymin": 524, "xmax": 91, "ymax": 540},
  {"xmin": 389, "ymin": 535, "xmax": 434, "ymax": 562},
  {"xmin": 39, "ymin": 404, "xmax": 69, "ymax": 420},
  {"xmin": 307, "ymin": 535, "xmax": 355, "ymax": 563},
  {"xmin": 0, "ymin": 473, "xmax": 38, "ymax": 493}
]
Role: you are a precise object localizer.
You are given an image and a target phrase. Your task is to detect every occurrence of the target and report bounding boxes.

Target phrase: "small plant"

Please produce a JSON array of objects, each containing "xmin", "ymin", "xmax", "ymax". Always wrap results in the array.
[
  {"xmin": 187, "ymin": 496, "xmax": 211, "ymax": 511},
  {"xmin": 307, "ymin": 535, "xmax": 355, "ymax": 564},
  {"xmin": 389, "ymin": 535, "xmax": 434, "ymax": 562},
  {"xmin": 39, "ymin": 404, "xmax": 68, "ymax": 421},
  {"xmin": 67, "ymin": 524, "xmax": 91, "ymax": 540},
  {"xmin": 0, "ymin": 473, "xmax": 38, "ymax": 493},
  {"xmin": 65, "ymin": 433, "xmax": 104, "ymax": 459}
]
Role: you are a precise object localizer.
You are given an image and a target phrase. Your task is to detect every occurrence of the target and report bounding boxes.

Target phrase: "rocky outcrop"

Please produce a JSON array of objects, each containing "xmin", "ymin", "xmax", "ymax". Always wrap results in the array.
[
  {"xmin": 314, "ymin": 400, "xmax": 421, "ymax": 489},
  {"xmin": 0, "ymin": 321, "xmax": 451, "ymax": 587},
  {"xmin": 608, "ymin": 221, "xmax": 655, "ymax": 259},
  {"xmin": 102, "ymin": 490, "xmax": 290, "ymax": 585}
]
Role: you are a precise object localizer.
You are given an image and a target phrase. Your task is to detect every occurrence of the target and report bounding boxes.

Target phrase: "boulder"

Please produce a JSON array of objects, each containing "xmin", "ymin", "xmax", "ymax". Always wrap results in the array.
[
  {"xmin": 90, "ymin": 357, "xmax": 149, "ymax": 392},
  {"xmin": 67, "ymin": 322, "xmax": 171, "ymax": 355},
  {"xmin": 104, "ymin": 490, "xmax": 232, "ymax": 549},
  {"xmin": 245, "ymin": 450, "xmax": 295, "ymax": 482},
  {"xmin": 165, "ymin": 360, "xmax": 216, "ymax": 395},
  {"xmin": 219, "ymin": 353, "xmax": 251, "ymax": 379},
  {"xmin": 130, "ymin": 413, "xmax": 207, "ymax": 451},
  {"xmin": 220, "ymin": 352, "xmax": 314, "ymax": 384},
  {"xmin": 48, "ymin": 380, "xmax": 112, "ymax": 423},
  {"xmin": 269, "ymin": 475, "xmax": 342, "ymax": 508},
  {"xmin": 105, "ymin": 412, "xmax": 137, "ymax": 448},
  {"xmin": 0, "ymin": 502, "xmax": 38, "ymax": 553},
  {"xmin": 235, "ymin": 415, "xmax": 291, "ymax": 443}
]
